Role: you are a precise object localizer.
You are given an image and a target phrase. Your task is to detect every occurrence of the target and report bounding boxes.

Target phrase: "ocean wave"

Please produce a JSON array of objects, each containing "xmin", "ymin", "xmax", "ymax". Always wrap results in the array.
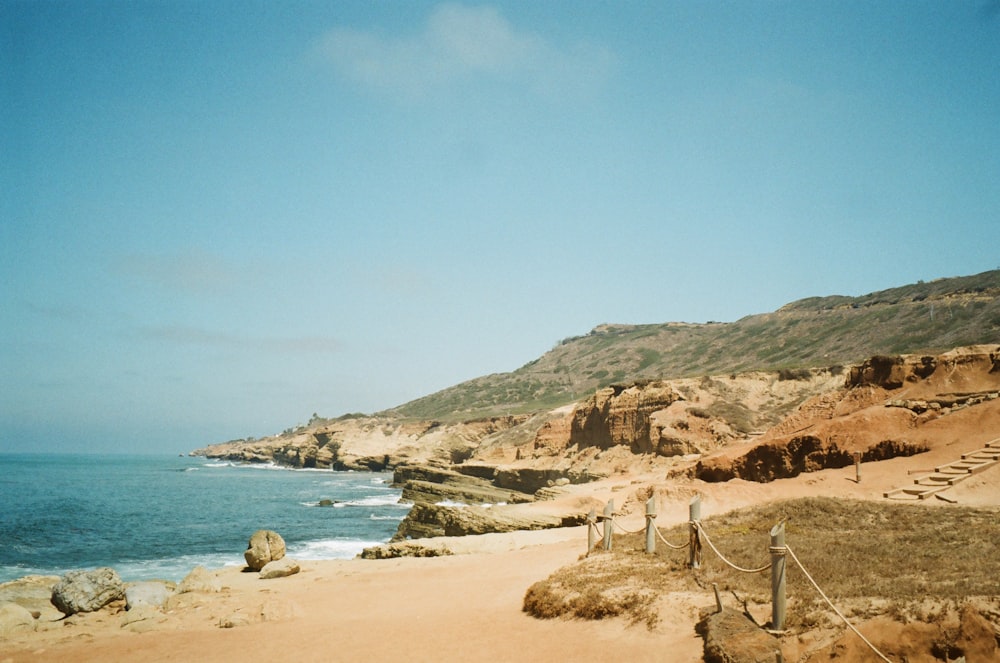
[{"xmin": 369, "ymin": 514, "xmax": 406, "ymax": 521}]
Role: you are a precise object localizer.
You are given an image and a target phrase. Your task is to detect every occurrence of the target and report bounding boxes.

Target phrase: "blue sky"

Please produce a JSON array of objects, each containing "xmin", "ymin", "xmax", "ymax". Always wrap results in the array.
[{"xmin": 2, "ymin": 1, "xmax": 998, "ymax": 454}]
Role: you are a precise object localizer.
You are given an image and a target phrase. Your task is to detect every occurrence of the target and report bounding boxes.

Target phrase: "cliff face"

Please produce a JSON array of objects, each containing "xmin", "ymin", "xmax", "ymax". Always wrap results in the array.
[
  {"xmin": 568, "ymin": 382, "xmax": 684, "ymax": 454},
  {"xmin": 696, "ymin": 345, "xmax": 1000, "ymax": 483}
]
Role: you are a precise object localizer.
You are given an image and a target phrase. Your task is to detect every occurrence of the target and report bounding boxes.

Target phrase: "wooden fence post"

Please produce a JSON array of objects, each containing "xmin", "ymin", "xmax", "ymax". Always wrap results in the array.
[
  {"xmin": 688, "ymin": 494, "xmax": 701, "ymax": 569},
  {"xmin": 587, "ymin": 508, "xmax": 597, "ymax": 555},
  {"xmin": 770, "ymin": 521, "xmax": 786, "ymax": 631},
  {"xmin": 645, "ymin": 495, "xmax": 656, "ymax": 554},
  {"xmin": 603, "ymin": 500, "xmax": 614, "ymax": 551},
  {"xmin": 854, "ymin": 451, "xmax": 862, "ymax": 483}
]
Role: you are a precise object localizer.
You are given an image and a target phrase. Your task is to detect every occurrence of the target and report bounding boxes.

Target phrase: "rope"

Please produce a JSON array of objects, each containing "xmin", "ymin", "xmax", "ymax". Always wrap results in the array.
[
  {"xmin": 785, "ymin": 545, "xmax": 893, "ymax": 663},
  {"xmin": 613, "ymin": 519, "xmax": 647, "ymax": 535},
  {"xmin": 655, "ymin": 526, "xmax": 690, "ymax": 550},
  {"xmin": 696, "ymin": 522, "xmax": 771, "ymax": 574}
]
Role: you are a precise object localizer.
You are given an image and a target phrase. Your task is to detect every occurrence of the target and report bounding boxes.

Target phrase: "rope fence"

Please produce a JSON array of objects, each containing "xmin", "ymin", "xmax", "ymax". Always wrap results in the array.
[
  {"xmin": 695, "ymin": 522, "xmax": 771, "ymax": 574},
  {"xmin": 585, "ymin": 494, "xmax": 896, "ymax": 662}
]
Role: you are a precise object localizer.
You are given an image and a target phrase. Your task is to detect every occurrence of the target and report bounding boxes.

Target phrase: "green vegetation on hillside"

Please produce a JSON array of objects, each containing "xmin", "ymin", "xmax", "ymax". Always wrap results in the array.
[{"xmin": 384, "ymin": 270, "xmax": 1000, "ymax": 421}]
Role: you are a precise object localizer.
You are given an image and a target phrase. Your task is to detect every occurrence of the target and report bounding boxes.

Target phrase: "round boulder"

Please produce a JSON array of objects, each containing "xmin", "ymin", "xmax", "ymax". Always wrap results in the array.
[
  {"xmin": 51, "ymin": 567, "xmax": 125, "ymax": 616},
  {"xmin": 244, "ymin": 530, "xmax": 286, "ymax": 571}
]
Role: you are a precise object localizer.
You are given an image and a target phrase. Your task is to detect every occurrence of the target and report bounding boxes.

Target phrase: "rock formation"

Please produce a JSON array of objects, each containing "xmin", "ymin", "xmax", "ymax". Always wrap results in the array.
[
  {"xmin": 568, "ymin": 381, "xmax": 685, "ymax": 453},
  {"xmin": 392, "ymin": 503, "xmax": 588, "ymax": 540},
  {"xmin": 50, "ymin": 567, "xmax": 125, "ymax": 616},
  {"xmin": 244, "ymin": 530, "xmax": 286, "ymax": 572}
]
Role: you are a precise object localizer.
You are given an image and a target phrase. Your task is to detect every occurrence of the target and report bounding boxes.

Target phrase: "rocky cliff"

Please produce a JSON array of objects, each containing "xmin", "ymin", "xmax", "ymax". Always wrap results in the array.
[
  {"xmin": 695, "ymin": 345, "xmax": 1000, "ymax": 482},
  {"xmin": 191, "ymin": 345, "xmax": 1000, "ymax": 543}
]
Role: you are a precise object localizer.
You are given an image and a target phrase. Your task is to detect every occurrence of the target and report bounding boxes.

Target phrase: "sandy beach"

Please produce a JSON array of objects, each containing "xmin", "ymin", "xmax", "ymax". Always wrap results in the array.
[{"xmin": 4, "ymin": 423, "xmax": 999, "ymax": 663}]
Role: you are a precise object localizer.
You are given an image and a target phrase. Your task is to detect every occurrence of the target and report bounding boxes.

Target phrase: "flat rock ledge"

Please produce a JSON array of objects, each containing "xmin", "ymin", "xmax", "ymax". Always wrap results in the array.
[
  {"xmin": 392, "ymin": 503, "xmax": 587, "ymax": 540},
  {"xmin": 360, "ymin": 541, "xmax": 455, "ymax": 559}
]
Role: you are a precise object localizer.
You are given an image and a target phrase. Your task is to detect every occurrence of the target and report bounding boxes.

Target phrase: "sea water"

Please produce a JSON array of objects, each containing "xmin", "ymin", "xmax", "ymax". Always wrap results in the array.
[{"xmin": 0, "ymin": 453, "xmax": 409, "ymax": 584}]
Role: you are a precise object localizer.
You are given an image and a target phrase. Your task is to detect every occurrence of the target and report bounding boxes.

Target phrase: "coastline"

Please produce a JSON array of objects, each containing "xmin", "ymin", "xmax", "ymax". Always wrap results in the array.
[{"xmin": 3, "ymin": 409, "xmax": 1000, "ymax": 661}]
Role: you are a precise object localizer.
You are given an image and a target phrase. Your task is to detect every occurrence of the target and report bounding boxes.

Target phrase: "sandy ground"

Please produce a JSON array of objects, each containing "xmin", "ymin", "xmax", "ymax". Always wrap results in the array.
[{"xmin": 3, "ymin": 425, "xmax": 999, "ymax": 663}]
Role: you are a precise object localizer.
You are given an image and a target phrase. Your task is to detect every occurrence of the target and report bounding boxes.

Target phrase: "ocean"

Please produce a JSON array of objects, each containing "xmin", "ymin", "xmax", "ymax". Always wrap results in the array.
[{"xmin": 0, "ymin": 453, "xmax": 409, "ymax": 584}]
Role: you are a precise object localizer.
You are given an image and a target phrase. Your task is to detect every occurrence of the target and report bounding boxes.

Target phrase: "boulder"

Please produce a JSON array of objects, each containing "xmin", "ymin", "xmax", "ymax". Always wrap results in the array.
[
  {"xmin": 50, "ymin": 567, "xmax": 125, "ymax": 616},
  {"xmin": 125, "ymin": 581, "xmax": 173, "ymax": 611},
  {"xmin": 0, "ymin": 602, "xmax": 35, "ymax": 637},
  {"xmin": 259, "ymin": 558, "xmax": 300, "ymax": 579},
  {"xmin": 244, "ymin": 530, "xmax": 286, "ymax": 571}
]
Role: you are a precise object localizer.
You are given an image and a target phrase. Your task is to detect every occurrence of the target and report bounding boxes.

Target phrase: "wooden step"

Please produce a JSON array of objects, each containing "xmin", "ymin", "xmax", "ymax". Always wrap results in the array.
[{"xmin": 961, "ymin": 449, "xmax": 1000, "ymax": 461}]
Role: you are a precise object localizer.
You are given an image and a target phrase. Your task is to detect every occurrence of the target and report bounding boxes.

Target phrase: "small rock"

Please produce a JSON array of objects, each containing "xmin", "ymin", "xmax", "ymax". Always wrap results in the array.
[
  {"xmin": 177, "ymin": 566, "xmax": 222, "ymax": 594},
  {"xmin": 259, "ymin": 558, "xmax": 300, "ymax": 579},
  {"xmin": 125, "ymin": 581, "xmax": 173, "ymax": 610},
  {"xmin": 219, "ymin": 612, "xmax": 251, "ymax": 628}
]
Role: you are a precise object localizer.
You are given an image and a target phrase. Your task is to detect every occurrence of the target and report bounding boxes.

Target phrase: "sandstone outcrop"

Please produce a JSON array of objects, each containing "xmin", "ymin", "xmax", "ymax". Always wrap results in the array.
[
  {"xmin": 696, "ymin": 347, "xmax": 1000, "ymax": 483},
  {"xmin": 51, "ymin": 567, "xmax": 125, "ymax": 616},
  {"xmin": 244, "ymin": 530, "xmax": 286, "ymax": 572},
  {"xmin": 0, "ymin": 575, "xmax": 61, "ymax": 621},
  {"xmin": 192, "ymin": 415, "xmax": 530, "ymax": 471},
  {"xmin": 0, "ymin": 603, "xmax": 35, "ymax": 637},
  {"xmin": 394, "ymin": 464, "xmax": 534, "ymax": 505},
  {"xmin": 569, "ymin": 381, "xmax": 684, "ymax": 453}
]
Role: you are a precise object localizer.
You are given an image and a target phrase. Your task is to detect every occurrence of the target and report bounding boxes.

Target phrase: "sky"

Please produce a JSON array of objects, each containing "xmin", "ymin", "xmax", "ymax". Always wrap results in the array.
[{"xmin": 2, "ymin": 1, "xmax": 999, "ymax": 455}]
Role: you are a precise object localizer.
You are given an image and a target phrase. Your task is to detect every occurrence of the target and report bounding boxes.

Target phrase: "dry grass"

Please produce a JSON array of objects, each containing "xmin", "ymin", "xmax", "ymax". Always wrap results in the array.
[{"xmin": 523, "ymin": 497, "xmax": 1000, "ymax": 630}]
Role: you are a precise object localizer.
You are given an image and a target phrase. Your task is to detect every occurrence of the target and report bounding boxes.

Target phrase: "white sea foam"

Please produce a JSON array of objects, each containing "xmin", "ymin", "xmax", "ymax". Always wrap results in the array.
[
  {"xmin": 113, "ymin": 552, "xmax": 245, "ymax": 583},
  {"xmin": 288, "ymin": 539, "xmax": 382, "ymax": 560},
  {"xmin": 337, "ymin": 496, "xmax": 409, "ymax": 508},
  {"xmin": 435, "ymin": 499, "xmax": 469, "ymax": 507},
  {"xmin": 369, "ymin": 514, "xmax": 406, "ymax": 521}
]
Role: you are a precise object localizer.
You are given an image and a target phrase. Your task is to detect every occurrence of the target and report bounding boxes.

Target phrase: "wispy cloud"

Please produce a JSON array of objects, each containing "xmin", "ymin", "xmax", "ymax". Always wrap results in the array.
[
  {"xmin": 114, "ymin": 249, "xmax": 241, "ymax": 296},
  {"xmin": 316, "ymin": 3, "xmax": 614, "ymax": 99},
  {"xmin": 139, "ymin": 325, "xmax": 344, "ymax": 355}
]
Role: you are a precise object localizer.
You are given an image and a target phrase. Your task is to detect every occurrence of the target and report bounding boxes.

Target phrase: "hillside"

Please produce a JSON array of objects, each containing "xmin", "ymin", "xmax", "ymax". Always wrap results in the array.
[{"xmin": 385, "ymin": 270, "xmax": 1000, "ymax": 421}]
